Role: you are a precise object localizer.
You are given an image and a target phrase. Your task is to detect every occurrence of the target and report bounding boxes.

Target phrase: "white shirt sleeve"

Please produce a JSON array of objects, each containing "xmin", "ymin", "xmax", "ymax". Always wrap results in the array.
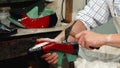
[{"xmin": 74, "ymin": 0, "xmax": 111, "ymax": 30}]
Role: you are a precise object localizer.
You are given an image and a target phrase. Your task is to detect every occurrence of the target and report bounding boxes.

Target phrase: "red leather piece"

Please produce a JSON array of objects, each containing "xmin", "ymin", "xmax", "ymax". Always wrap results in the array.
[
  {"xmin": 21, "ymin": 13, "xmax": 50, "ymax": 28},
  {"xmin": 42, "ymin": 42, "xmax": 74, "ymax": 54}
]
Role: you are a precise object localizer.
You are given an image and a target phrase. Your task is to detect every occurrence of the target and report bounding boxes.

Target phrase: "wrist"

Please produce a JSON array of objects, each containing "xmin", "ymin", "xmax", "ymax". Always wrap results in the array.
[{"xmin": 106, "ymin": 34, "xmax": 113, "ymax": 44}]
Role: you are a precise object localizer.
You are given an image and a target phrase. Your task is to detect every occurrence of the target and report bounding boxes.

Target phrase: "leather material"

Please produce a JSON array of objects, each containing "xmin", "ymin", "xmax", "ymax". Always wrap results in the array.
[
  {"xmin": 21, "ymin": 13, "xmax": 57, "ymax": 28},
  {"xmin": 21, "ymin": 13, "xmax": 50, "ymax": 28}
]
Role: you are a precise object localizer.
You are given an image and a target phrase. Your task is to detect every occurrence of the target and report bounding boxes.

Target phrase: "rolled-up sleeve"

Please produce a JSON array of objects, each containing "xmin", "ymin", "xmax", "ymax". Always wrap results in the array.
[{"xmin": 74, "ymin": 0, "xmax": 110, "ymax": 30}]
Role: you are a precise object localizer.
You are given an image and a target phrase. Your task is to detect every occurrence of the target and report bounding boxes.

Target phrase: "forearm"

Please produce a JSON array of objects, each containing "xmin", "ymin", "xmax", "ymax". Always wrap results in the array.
[
  {"xmin": 55, "ymin": 20, "xmax": 87, "ymax": 42},
  {"xmin": 67, "ymin": 20, "xmax": 87, "ymax": 42},
  {"xmin": 105, "ymin": 34, "xmax": 120, "ymax": 48}
]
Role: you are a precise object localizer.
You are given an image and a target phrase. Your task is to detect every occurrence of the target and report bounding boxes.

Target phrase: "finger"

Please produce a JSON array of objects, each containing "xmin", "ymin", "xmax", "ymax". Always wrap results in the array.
[
  {"xmin": 75, "ymin": 32, "xmax": 82, "ymax": 39},
  {"xmin": 78, "ymin": 36, "xmax": 85, "ymax": 48},
  {"xmin": 48, "ymin": 59, "xmax": 58, "ymax": 64},
  {"xmin": 78, "ymin": 32, "xmax": 86, "ymax": 48},
  {"xmin": 36, "ymin": 38, "xmax": 49, "ymax": 44},
  {"xmin": 84, "ymin": 41, "xmax": 94, "ymax": 50},
  {"xmin": 41, "ymin": 53, "xmax": 51, "ymax": 58},
  {"xmin": 75, "ymin": 31, "xmax": 86, "ymax": 44},
  {"xmin": 44, "ymin": 53, "xmax": 57, "ymax": 61},
  {"xmin": 52, "ymin": 59, "xmax": 58, "ymax": 64},
  {"xmin": 75, "ymin": 31, "xmax": 86, "ymax": 39},
  {"xmin": 75, "ymin": 33, "xmax": 83, "ymax": 43},
  {"xmin": 36, "ymin": 38, "xmax": 51, "ymax": 42},
  {"xmin": 47, "ymin": 53, "xmax": 58, "ymax": 64}
]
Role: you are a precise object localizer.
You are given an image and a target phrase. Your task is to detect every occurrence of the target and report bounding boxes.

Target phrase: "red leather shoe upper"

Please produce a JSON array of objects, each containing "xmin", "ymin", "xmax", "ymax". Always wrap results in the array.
[{"xmin": 21, "ymin": 13, "xmax": 50, "ymax": 28}]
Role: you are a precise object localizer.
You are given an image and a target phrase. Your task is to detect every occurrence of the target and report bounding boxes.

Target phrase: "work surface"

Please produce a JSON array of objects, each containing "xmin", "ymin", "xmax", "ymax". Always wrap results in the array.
[
  {"xmin": 0, "ymin": 23, "xmax": 68, "ymax": 61},
  {"xmin": 13, "ymin": 23, "xmax": 67, "ymax": 36}
]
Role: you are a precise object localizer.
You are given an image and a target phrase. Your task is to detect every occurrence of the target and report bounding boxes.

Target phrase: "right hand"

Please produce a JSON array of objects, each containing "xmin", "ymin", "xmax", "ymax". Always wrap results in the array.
[
  {"xmin": 75, "ymin": 31, "xmax": 107, "ymax": 50},
  {"xmin": 36, "ymin": 38, "xmax": 59, "ymax": 64}
]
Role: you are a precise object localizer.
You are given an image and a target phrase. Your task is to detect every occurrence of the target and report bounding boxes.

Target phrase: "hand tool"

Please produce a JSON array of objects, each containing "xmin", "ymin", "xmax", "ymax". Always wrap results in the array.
[{"xmin": 28, "ymin": 40, "xmax": 79, "ymax": 55}]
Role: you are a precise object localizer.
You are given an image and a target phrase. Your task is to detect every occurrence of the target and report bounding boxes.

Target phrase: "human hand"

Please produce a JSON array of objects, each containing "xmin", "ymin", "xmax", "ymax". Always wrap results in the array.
[
  {"xmin": 41, "ymin": 53, "xmax": 58, "ymax": 64},
  {"xmin": 36, "ymin": 38, "xmax": 59, "ymax": 64},
  {"xmin": 75, "ymin": 31, "xmax": 108, "ymax": 50}
]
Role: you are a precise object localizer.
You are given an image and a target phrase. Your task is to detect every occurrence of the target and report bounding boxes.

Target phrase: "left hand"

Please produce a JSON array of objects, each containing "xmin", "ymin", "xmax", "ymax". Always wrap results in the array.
[
  {"xmin": 36, "ymin": 38, "xmax": 59, "ymax": 64},
  {"xmin": 75, "ymin": 31, "xmax": 108, "ymax": 50},
  {"xmin": 41, "ymin": 53, "xmax": 58, "ymax": 64}
]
